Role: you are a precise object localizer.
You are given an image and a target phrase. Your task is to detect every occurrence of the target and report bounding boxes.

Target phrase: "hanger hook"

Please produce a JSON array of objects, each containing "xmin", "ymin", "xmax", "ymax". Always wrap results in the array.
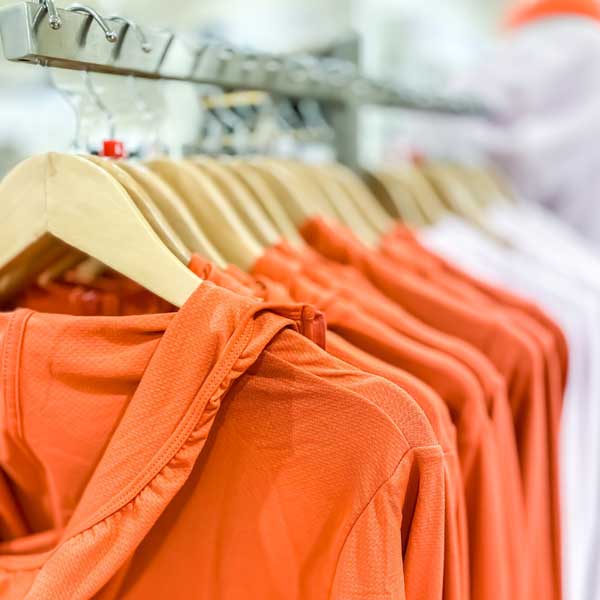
[
  {"xmin": 107, "ymin": 16, "xmax": 152, "ymax": 53},
  {"xmin": 297, "ymin": 98, "xmax": 334, "ymax": 144},
  {"xmin": 66, "ymin": 3, "xmax": 118, "ymax": 43},
  {"xmin": 36, "ymin": 0, "xmax": 62, "ymax": 30},
  {"xmin": 35, "ymin": 0, "xmax": 62, "ymax": 30}
]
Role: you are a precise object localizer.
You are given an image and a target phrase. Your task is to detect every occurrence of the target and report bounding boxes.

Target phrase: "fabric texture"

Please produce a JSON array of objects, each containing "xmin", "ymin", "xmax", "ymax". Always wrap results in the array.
[
  {"xmin": 420, "ymin": 206, "xmax": 599, "ymax": 600},
  {"xmin": 302, "ymin": 216, "xmax": 562, "ymax": 600},
  {"xmin": 0, "ymin": 280, "xmax": 445, "ymax": 599}
]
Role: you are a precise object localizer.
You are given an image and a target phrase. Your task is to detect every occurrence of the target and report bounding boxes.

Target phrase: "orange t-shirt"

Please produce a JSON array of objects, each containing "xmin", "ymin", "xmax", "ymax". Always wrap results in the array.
[
  {"xmin": 380, "ymin": 225, "xmax": 564, "ymax": 598},
  {"xmin": 302, "ymin": 216, "xmax": 557, "ymax": 600},
  {"xmin": 188, "ymin": 254, "xmax": 468, "ymax": 600},
  {"xmin": 0, "ymin": 282, "xmax": 446, "ymax": 599},
  {"xmin": 251, "ymin": 249, "xmax": 513, "ymax": 600},
  {"xmin": 270, "ymin": 240, "xmax": 528, "ymax": 600},
  {"xmin": 382, "ymin": 224, "xmax": 568, "ymax": 389},
  {"xmin": 6, "ymin": 271, "xmax": 174, "ymax": 316}
]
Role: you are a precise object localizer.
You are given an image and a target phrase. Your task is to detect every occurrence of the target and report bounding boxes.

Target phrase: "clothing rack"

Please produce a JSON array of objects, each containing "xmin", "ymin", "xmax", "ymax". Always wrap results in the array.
[{"xmin": 0, "ymin": 1, "xmax": 489, "ymax": 167}]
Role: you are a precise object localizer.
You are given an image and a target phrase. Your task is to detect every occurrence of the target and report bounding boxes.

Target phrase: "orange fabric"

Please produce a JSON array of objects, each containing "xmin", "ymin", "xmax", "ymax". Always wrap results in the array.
[
  {"xmin": 0, "ymin": 282, "xmax": 446, "ymax": 599},
  {"xmin": 382, "ymin": 224, "xmax": 569, "ymax": 389},
  {"xmin": 33, "ymin": 255, "xmax": 468, "ymax": 600},
  {"xmin": 250, "ymin": 249, "xmax": 514, "ymax": 600},
  {"xmin": 302, "ymin": 216, "xmax": 559, "ymax": 600},
  {"xmin": 270, "ymin": 241, "xmax": 528, "ymax": 600},
  {"xmin": 381, "ymin": 224, "xmax": 564, "ymax": 595},
  {"xmin": 188, "ymin": 253, "xmax": 468, "ymax": 600},
  {"xmin": 6, "ymin": 271, "xmax": 174, "ymax": 316},
  {"xmin": 505, "ymin": 0, "xmax": 600, "ymax": 29}
]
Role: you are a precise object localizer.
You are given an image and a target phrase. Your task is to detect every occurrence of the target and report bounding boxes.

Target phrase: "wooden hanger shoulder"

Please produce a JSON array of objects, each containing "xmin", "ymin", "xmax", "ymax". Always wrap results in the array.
[
  {"xmin": 188, "ymin": 156, "xmax": 280, "ymax": 247},
  {"xmin": 303, "ymin": 163, "xmax": 378, "ymax": 245},
  {"xmin": 0, "ymin": 153, "xmax": 202, "ymax": 307},
  {"xmin": 362, "ymin": 170, "xmax": 401, "ymax": 219},
  {"xmin": 390, "ymin": 165, "xmax": 447, "ymax": 224},
  {"xmin": 369, "ymin": 170, "xmax": 428, "ymax": 226},
  {"xmin": 326, "ymin": 164, "xmax": 394, "ymax": 235},
  {"xmin": 421, "ymin": 163, "xmax": 482, "ymax": 223},
  {"xmin": 83, "ymin": 155, "xmax": 191, "ymax": 265},
  {"xmin": 243, "ymin": 161, "xmax": 315, "ymax": 227},
  {"xmin": 117, "ymin": 161, "xmax": 227, "ymax": 268},
  {"xmin": 146, "ymin": 158, "xmax": 263, "ymax": 271},
  {"xmin": 223, "ymin": 161, "xmax": 303, "ymax": 244},
  {"xmin": 273, "ymin": 159, "xmax": 339, "ymax": 220}
]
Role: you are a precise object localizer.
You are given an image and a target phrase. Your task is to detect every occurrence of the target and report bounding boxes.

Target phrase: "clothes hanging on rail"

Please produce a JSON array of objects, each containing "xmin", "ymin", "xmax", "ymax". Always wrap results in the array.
[
  {"xmin": 0, "ymin": 153, "xmax": 571, "ymax": 600},
  {"xmin": 421, "ymin": 203, "xmax": 600, "ymax": 600},
  {"xmin": 0, "ymin": 283, "xmax": 449, "ymax": 599}
]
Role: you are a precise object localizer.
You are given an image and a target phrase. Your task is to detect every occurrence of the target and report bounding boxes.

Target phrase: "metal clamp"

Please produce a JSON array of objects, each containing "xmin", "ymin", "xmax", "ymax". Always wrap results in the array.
[{"xmin": 66, "ymin": 3, "xmax": 118, "ymax": 43}]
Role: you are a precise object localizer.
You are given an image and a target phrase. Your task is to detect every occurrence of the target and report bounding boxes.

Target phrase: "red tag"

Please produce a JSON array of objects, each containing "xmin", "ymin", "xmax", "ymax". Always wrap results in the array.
[{"xmin": 101, "ymin": 139, "xmax": 126, "ymax": 159}]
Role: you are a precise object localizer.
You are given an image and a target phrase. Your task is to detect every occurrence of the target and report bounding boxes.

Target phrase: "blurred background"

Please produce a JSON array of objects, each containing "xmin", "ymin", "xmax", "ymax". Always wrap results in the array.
[{"xmin": 0, "ymin": 0, "xmax": 508, "ymax": 172}]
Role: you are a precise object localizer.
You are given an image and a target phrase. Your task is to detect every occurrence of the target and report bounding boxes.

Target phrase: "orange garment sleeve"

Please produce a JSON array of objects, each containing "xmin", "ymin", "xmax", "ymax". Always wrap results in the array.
[
  {"xmin": 0, "ymin": 279, "xmax": 447, "ymax": 600},
  {"xmin": 190, "ymin": 254, "xmax": 468, "ymax": 600},
  {"xmin": 252, "ymin": 251, "xmax": 514, "ymax": 600},
  {"xmin": 301, "ymin": 217, "xmax": 556, "ymax": 600},
  {"xmin": 380, "ymin": 226, "xmax": 564, "ymax": 599}
]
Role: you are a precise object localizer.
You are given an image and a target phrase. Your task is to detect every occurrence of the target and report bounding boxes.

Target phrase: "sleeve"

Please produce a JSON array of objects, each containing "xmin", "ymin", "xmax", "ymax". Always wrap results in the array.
[{"xmin": 330, "ymin": 445, "xmax": 445, "ymax": 600}]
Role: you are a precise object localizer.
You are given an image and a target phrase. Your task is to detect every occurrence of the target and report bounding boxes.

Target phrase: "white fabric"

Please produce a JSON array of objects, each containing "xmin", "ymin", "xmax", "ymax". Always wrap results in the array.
[
  {"xmin": 420, "ymin": 206, "xmax": 600, "ymax": 600},
  {"xmin": 443, "ymin": 18, "xmax": 600, "ymax": 244}
]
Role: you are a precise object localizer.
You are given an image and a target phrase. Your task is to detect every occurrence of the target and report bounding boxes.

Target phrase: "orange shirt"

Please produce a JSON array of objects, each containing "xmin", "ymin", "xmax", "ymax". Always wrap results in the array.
[
  {"xmin": 0, "ymin": 282, "xmax": 445, "ymax": 599},
  {"xmin": 188, "ymin": 254, "xmax": 468, "ymax": 600},
  {"xmin": 380, "ymin": 225, "xmax": 564, "ymax": 598},
  {"xmin": 381, "ymin": 224, "xmax": 568, "ymax": 389},
  {"xmin": 6, "ymin": 271, "xmax": 174, "ymax": 316},
  {"xmin": 251, "ymin": 250, "xmax": 513, "ymax": 600},
  {"xmin": 302, "ymin": 216, "xmax": 557, "ymax": 600},
  {"xmin": 271, "ymin": 240, "xmax": 528, "ymax": 600}
]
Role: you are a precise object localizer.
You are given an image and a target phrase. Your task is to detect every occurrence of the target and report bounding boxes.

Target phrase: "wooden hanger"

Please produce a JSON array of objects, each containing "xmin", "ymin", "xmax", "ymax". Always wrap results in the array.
[
  {"xmin": 392, "ymin": 165, "xmax": 449, "ymax": 224},
  {"xmin": 116, "ymin": 161, "xmax": 227, "ymax": 268},
  {"xmin": 362, "ymin": 170, "xmax": 403, "ymax": 219},
  {"xmin": 0, "ymin": 237, "xmax": 74, "ymax": 303},
  {"xmin": 187, "ymin": 156, "xmax": 280, "ymax": 248},
  {"xmin": 146, "ymin": 158, "xmax": 263, "ymax": 271},
  {"xmin": 468, "ymin": 166, "xmax": 513, "ymax": 205},
  {"xmin": 320, "ymin": 163, "xmax": 394, "ymax": 236},
  {"xmin": 366, "ymin": 170, "xmax": 429, "ymax": 226},
  {"xmin": 255, "ymin": 157, "xmax": 342, "ymax": 221},
  {"xmin": 296, "ymin": 162, "xmax": 379, "ymax": 245},
  {"xmin": 222, "ymin": 160, "xmax": 303, "ymax": 244},
  {"xmin": 0, "ymin": 153, "xmax": 202, "ymax": 307},
  {"xmin": 83, "ymin": 155, "xmax": 192, "ymax": 265},
  {"xmin": 445, "ymin": 164, "xmax": 488, "ymax": 210},
  {"xmin": 270, "ymin": 159, "xmax": 340, "ymax": 220},
  {"xmin": 241, "ymin": 160, "xmax": 318, "ymax": 227},
  {"xmin": 420, "ymin": 162, "xmax": 485, "ymax": 225},
  {"xmin": 26, "ymin": 149, "xmax": 216, "ymax": 288},
  {"xmin": 36, "ymin": 247, "xmax": 88, "ymax": 286}
]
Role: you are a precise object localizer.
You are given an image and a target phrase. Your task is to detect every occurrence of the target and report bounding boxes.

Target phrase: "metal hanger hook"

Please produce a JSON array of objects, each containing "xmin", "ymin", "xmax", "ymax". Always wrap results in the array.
[
  {"xmin": 66, "ymin": 3, "xmax": 118, "ymax": 43},
  {"xmin": 36, "ymin": 0, "xmax": 62, "ymax": 30},
  {"xmin": 107, "ymin": 16, "xmax": 152, "ymax": 53}
]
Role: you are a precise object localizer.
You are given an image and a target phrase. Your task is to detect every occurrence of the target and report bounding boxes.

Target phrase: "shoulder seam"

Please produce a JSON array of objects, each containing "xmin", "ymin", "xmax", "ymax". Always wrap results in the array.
[{"xmin": 328, "ymin": 444, "xmax": 443, "ymax": 599}]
